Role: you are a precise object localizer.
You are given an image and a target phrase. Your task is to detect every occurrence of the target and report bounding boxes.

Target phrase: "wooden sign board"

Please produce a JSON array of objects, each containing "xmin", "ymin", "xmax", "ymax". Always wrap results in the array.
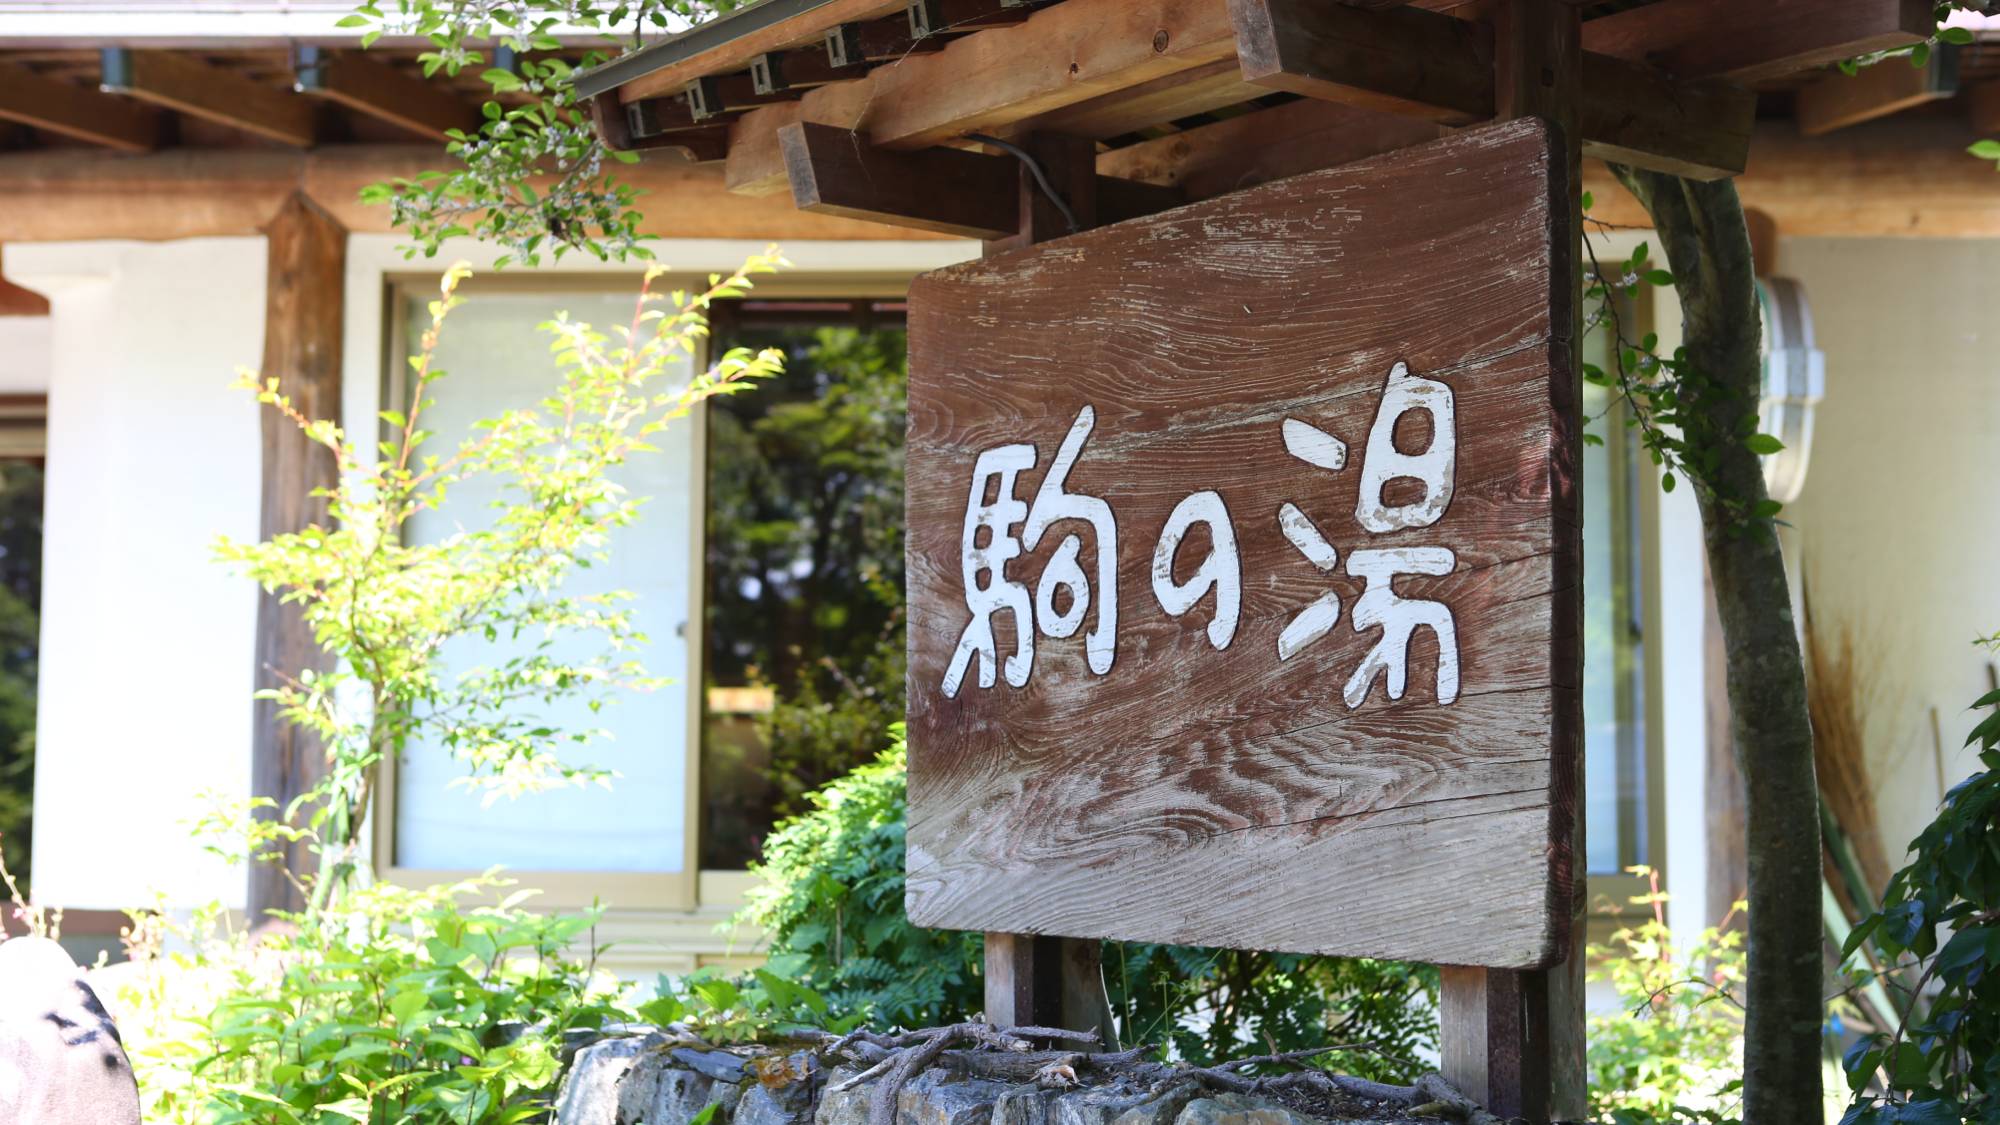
[{"xmin": 904, "ymin": 118, "xmax": 1579, "ymax": 971}]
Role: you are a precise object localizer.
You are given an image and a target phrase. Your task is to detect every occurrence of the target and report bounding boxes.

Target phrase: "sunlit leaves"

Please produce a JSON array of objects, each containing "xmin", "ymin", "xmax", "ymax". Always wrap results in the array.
[
  {"xmin": 1837, "ymin": 634, "xmax": 2000, "ymax": 1121},
  {"xmin": 339, "ymin": 0, "xmax": 751, "ymax": 266},
  {"xmin": 1580, "ymin": 194, "xmax": 1786, "ymax": 535}
]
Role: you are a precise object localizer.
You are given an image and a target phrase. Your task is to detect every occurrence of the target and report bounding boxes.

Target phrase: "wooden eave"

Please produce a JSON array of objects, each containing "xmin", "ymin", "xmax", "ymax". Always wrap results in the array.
[{"xmin": 568, "ymin": 0, "xmax": 2000, "ymax": 237}]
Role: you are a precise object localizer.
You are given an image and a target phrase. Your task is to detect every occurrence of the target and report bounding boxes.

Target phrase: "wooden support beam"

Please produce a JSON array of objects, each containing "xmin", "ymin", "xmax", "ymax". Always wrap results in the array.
[
  {"xmin": 1796, "ymin": 48, "xmax": 1959, "ymax": 137},
  {"xmin": 1230, "ymin": 0, "xmax": 1496, "ymax": 123},
  {"xmin": 1023, "ymin": 57, "xmax": 1263, "ymax": 139},
  {"xmin": 0, "ymin": 145, "xmax": 952, "ymax": 243},
  {"xmin": 781, "ymin": 120, "xmax": 1018, "ymax": 236},
  {"xmin": 779, "ymin": 120, "xmax": 1179, "ymax": 238},
  {"xmin": 101, "ymin": 48, "xmax": 318, "ymax": 148},
  {"xmin": 1576, "ymin": 51, "xmax": 1755, "ymax": 180},
  {"xmin": 1096, "ymin": 97, "xmax": 1443, "ymax": 198},
  {"xmin": 248, "ymin": 191, "xmax": 345, "ymax": 921},
  {"xmin": 972, "ymin": 128, "xmax": 1128, "ymax": 1055},
  {"xmin": 293, "ymin": 47, "xmax": 482, "ymax": 141},
  {"xmin": 1436, "ymin": 4, "xmax": 1585, "ymax": 1121},
  {"xmin": 1581, "ymin": 0, "xmax": 1931, "ymax": 84},
  {"xmin": 0, "ymin": 60, "xmax": 161, "ymax": 152},
  {"xmin": 1228, "ymin": 0, "xmax": 1753, "ymax": 178}
]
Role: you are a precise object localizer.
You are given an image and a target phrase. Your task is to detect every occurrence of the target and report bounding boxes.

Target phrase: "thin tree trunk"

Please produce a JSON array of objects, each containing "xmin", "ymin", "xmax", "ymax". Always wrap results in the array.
[{"xmin": 1609, "ymin": 168, "xmax": 1822, "ymax": 1121}]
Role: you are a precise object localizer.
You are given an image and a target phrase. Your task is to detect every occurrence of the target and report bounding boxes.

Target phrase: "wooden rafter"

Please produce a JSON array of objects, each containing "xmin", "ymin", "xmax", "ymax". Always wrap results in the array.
[
  {"xmin": 0, "ymin": 60, "xmax": 160, "ymax": 151},
  {"xmin": 1230, "ymin": 0, "xmax": 1755, "ymax": 179},
  {"xmin": 101, "ymin": 48, "xmax": 317, "ymax": 148},
  {"xmin": 293, "ymin": 48, "xmax": 481, "ymax": 141},
  {"xmin": 1580, "ymin": 0, "xmax": 1930, "ymax": 84},
  {"xmin": 709, "ymin": 0, "xmax": 1816, "ymax": 196},
  {"xmin": 722, "ymin": 0, "xmax": 1247, "ymax": 194},
  {"xmin": 1795, "ymin": 47, "xmax": 1958, "ymax": 137},
  {"xmin": 608, "ymin": 0, "xmax": 901, "ymax": 102}
]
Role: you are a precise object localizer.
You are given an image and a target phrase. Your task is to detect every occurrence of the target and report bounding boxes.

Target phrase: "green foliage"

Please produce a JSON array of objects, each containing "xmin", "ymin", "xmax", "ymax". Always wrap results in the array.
[
  {"xmin": 637, "ymin": 965, "xmax": 863, "ymax": 1043},
  {"xmin": 1579, "ymin": 223, "xmax": 1786, "ymax": 534},
  {"xmin": 342, "ymin": 0, "xmax": 747, "ymax": 267},
  {"xmin": 1839, "ymin": 638, "xmax": 2000, "ymax": 1125},
  {"xmin": 740, "ymin": 732, "xmax": 1437, "ymax": 1081},
  {"xmin": 740, "ymin": 727, "xmax": 984, "ymax": 1028},
  {"xmin": 1108, "ymin": 943, "xmax": 1435, "ymax": 1083},
  {"xmin": 114, "ymin": 877, "xmax": 625, "ymax": 1124},
  {"xmin": 1587, "ymin": 867, "xmax": 1747, "ymax": 1123},
  {"xmin": 216, "ymin": 254, "xmax": 786, "ymax": 908},
  {"xmin": 0, "ymin": 461, "xmax": 37, "ymax": 892}
]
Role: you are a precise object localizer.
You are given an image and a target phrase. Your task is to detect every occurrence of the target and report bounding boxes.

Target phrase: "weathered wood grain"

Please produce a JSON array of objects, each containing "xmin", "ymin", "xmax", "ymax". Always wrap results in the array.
[
  {"xmin": 249, "ymin": 192, "xmax": 345, "ymax": 920},
  {"xmin": 905, "ymin": 118, "xmax": 1580, "ymax": 970}
]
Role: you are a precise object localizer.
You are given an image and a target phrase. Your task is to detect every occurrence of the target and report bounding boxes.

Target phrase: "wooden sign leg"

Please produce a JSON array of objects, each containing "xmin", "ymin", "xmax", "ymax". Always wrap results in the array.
[
  {"xmin": 1440, "ymin": 916, "xmax": 1585, "ymax": 1120},
  {"xmin": 1439, "ymin": 2, "xmax": 1587, "ymax": 1120},
  {"xmin": 983, "ymin": 933, "xmax": 1119, "ymax": 1049}
]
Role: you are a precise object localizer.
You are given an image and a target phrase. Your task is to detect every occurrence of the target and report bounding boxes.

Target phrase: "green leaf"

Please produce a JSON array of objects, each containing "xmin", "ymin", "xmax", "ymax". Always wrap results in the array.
[
  {"xmin": 1940, "ymin": 27, "xmax": 1975, "ymax": 45},
  {"xmin": 334, "ymin": 13, "xmax": 371, "ymax": 27},
  {"xmin": 1969, "ymin": 139, "xmax": 2000, "ymax": 161},
  {"xmin": 1643, "ymin": 269, "xmax": 1675, "ymax": 287},
  {"xmin": 1744, "ymin": 433, "xmax": 1785, "ymax": 455}
]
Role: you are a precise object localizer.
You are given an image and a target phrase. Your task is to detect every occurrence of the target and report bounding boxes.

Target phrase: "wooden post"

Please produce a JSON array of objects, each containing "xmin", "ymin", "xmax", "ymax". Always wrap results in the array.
[
  {"xmin": 247, "ymin": 191, "xmax": 346, "ymax": 921},
  {"xmin": 1437, "ymin": 3, "xmax": 1586, "ymax": 1120},
  {"xmin": 979, "ymin": 132, "xmax": 1120, "ymax": 1051}
]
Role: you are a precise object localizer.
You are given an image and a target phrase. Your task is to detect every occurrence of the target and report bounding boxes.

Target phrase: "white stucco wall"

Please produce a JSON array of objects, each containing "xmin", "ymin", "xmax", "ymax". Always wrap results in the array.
[
  {"xmin": 1778, "ymin": 237, "xmax": 2000, "ymax": 865},
  {"xmin": 0, "ymin": 316, "xmax": 51, "ymax": 394},
  {"xmin": 7, "ymin": 238, "xmax": 267, "ymax": 911},
  {"xmin": 5, "ymin": 232, "xmax": 976, "ymax": 913}
]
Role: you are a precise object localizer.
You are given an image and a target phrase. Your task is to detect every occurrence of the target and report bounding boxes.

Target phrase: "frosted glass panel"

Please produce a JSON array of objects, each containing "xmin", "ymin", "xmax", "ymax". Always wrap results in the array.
[{"xmin": 393, "ymin": 289, "xmax": 692, "ymax": 873}]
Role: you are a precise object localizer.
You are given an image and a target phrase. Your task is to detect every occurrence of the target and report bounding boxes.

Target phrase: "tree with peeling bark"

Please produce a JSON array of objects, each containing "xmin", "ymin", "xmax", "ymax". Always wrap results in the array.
[{"xmin": 1592, "ymin": 169, "xmax": 1821, "ymax": 1121}]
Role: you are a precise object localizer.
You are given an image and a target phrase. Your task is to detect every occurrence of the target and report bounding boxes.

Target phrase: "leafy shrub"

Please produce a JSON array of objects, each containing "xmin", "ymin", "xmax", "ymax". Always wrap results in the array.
[
  {"xmin": 1586, "ymin": 866, "xmax": 1746, "ymax": 1122},
  {"xmin": 741, "ymin": 725, "xmax": 983, "ymax": 1027},
  {"xmin": 739, "ymin": 729, "xmax": 1437, "ymax": 1081},
  {"xmin": 1839, "ymin": 658, "xmax": 2000, "ymax": 1124},
  {"xmin": 113, "ymin": 877, "xmax": 625, "ymax": 1124},
  {"xmin": 636, "ymin": 965, "xmax": 861, "ymax": 1043}
]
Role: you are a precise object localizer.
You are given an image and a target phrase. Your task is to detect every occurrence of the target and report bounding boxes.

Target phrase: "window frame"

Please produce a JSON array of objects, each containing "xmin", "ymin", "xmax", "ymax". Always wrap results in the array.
[
  {"xmin": 368, "ymin": 270, "xmax": 921, "ymax": 911},
  {"xmin": 1586, "ymin": 284, "xmax": 1673, "ymax": 931}
]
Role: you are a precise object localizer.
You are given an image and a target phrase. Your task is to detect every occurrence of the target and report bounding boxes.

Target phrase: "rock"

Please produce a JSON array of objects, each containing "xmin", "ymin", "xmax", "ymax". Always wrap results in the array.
[
  {"xmin": 1069, "ymin": 1082, "xmax": 1196, "ymax": 1125},
  {"xmin": 675, "ymin": 1046, "xmax": 751, "ymax": 1084},
  {"xmin": 816, "ymin": 1066, "xmax": 874, "ymax": 1125},
  {"xmin": 649, "ymin": 1056, "xmax": 750, "ymax": 1125},
  {"xmin": 0, "ymin": 936, "xmax": 142, "ymax": 1125},
  {"xmin": 737, "ymin": 1079, "xmax": 813, "ymax": 1125},
  {"xmin": 553, "ymin": 1032, "xmax": 667, "ymax": 1125},
  {"xmin": 1172, "ymin": 1094, "xmax": 1325, "ymax": 1125},
  {"xmin": 898, "ymin": 1069, "xmax": 1017, "ymax": 1125},
  {"xmin": 993, "ymin": 1083, "xmax": 1064, "ymax": 1125}
]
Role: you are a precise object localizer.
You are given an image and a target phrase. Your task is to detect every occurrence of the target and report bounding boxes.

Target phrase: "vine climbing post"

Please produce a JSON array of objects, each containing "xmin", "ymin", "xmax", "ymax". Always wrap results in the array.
[{"xmin": 1606, "ymin": 165, "xmax": 1822, "ymax": 1123}]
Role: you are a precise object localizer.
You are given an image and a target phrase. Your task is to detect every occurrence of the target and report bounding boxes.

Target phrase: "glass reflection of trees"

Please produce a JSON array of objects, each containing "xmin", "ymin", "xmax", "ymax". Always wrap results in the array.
[{"xmin": 702, "ymin": 314, "xmax": 907, "ymax": 869}]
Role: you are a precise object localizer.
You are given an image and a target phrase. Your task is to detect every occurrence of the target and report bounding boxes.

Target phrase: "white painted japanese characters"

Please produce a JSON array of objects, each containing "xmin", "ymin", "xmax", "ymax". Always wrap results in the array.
[
  {"xmin": 904, "ymin": 118, "xmax": 1580, "ymax": 972},
  {"xmin": 944, "ymin": 360, "xmax": 1460, "ymax": 707}
]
